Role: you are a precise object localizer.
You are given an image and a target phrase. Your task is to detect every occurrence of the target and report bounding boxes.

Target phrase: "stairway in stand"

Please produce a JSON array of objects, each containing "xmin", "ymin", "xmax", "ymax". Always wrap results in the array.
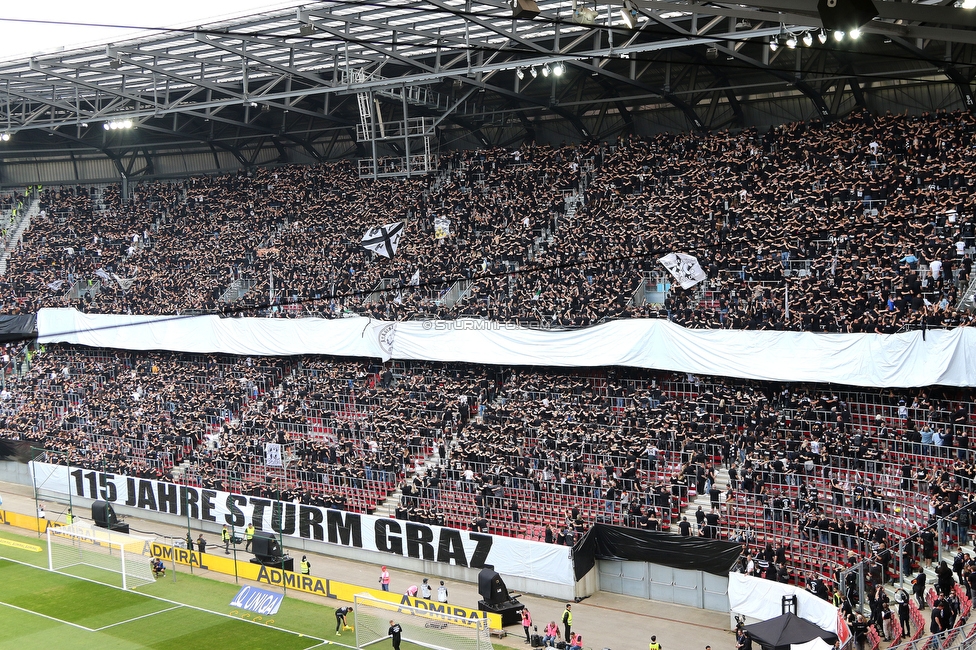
[{"xmin": 672, "ymin": 466, "xmax": 730, "ymax": 534}]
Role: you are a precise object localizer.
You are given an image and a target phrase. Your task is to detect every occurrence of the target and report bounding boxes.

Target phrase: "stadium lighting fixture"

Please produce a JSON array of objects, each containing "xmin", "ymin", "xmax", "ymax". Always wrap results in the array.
[
  {"xmin": 0, "ymin": 133, "xmax": 9, "ymax": 142},
  {"xmin": 516, "ymin": 68, "xmax": 525, "ymax": 80},
  {"xmin": 833, "ymin": 29, "xmax": 845, "ymax": 41},
  {"xmin": 849, "ymin": 27, "xmax": 862, "ymax": 39},
  {"xmin": 104, "ymin": 119, "xmax": 134, "ymax": 131},
  {"xmin": 786, "ymin": 35, "xmax": 797, "ymax": 48},
  {"xmin": 620, "ymin": 0, "xmax": 639, "ymax": 28},
  {"xmin": 571, "ymin": 0, "xmax": 599, "ymax": 25},
  {"xmin": 818, "ymin": 30, "xmax": 828, "ymax": 44},
  {"xmin": 552, "ymin": 62, "xmax": 566, "ymax": 76},
  {"xmin": 803, "ymin": 32, "xmax": 813, "ymax": 47},
  {"xmin": 299, "ymin": 24, "xmax": 315, "ymax": 36},
  {"xmin": 530, "ymin": 66, "xmax": 538, "ymax": 78},
  {"xmin": 964, "ymin": 0, "xmax": 976, "ymax": 9},
  {"xmin": 542, "ymin": 64, "xmax": 551, "ymax": 77},
  {"xmin": 769, "ymin": 37, "xmax": 779, "ymax": 51}
]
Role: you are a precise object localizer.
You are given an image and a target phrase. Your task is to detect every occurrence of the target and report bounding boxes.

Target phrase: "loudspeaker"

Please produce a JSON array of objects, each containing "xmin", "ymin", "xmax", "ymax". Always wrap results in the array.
[
  {"xmin": 478, "ymin": 566, "xmax": 512, "ymax": 605},
  {"xmin": 91, "ymin": 500, "xmax": 128, "ymax": 533},
  {"xmin": 816, "ymin": 0, "xmax": 878, "ymax": 32},
  {"xmin": 509, "ymin": 0, "xmax": 540, "ymax": 20},
  {"xmin": 91, "ymin": 500, "xmax": 117, "ymax": 528},
  {"xmin": 250, "ymin": 531, "xmax": 282, "ymax": 561}
]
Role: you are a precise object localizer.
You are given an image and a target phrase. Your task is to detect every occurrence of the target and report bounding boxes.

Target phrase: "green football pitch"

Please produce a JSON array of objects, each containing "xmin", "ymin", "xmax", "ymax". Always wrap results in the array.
[{"xmin": 0, "ymin": 529, "xmax": 434, "ymax": 650}]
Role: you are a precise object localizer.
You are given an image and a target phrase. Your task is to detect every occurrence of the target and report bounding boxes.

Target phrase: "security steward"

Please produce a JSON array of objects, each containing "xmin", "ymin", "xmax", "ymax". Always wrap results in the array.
[
  {"xmin": 244, "ymin": 523, "xmax": 255, "ymax": 552},
  {"xmin": 221, "ymin": 525, "xmax": 231, "ymax": 554},
  {"xmin": 300, "ymin": 555, "xmax": 311, "ymax": 575}
]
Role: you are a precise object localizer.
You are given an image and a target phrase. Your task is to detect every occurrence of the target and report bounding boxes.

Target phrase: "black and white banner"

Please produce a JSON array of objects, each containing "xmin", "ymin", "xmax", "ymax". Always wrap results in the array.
[
  {"xmin": 658, "ymin": 252, "xmax": 707, "ymax": 289},
  {"xmin": 264, "ymin": 443, "xmax": 283, "ymax": 468},
  {"xmin": 361, "ymin": 221, "xmax": 405, "ymax": 258},
  {"xmin": 30, "ymin": 462, "xmax": 574, "ymax": 586}
]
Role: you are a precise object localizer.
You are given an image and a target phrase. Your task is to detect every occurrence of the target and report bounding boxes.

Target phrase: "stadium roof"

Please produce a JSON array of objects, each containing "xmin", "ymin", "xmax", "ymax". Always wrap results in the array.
[{"xmin": 0, "ymin": 0, "xmax": 974, "ymax": 183}]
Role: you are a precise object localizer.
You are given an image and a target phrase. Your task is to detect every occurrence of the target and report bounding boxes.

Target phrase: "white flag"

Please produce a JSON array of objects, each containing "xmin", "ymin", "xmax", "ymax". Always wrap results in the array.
[
  {"xmin": 111, "ymin": 274, "xmax": 135, "ymax": 290},
  {"xmin": 433, "ymin": 216, "xmax": 451, "ymax": 240},
  {"xmin": 47, "ymin": 280, "xmax": 65, "ymax": 291},
  {"xmin": 94, "ymin": 268, "xmax": 112, "ymax": 283},
  {"xmin": 361, "ymin": 221, "xmax": 405, "ymax": 258},
  {"xmin": 408, "ymin": 270, "xmax": 420, "ymax": 286},
  {"xmin": 658, "ymin": 252, "xmax": 707, "ymax": 289},
  {"xmin": 264, "ymin": 442, "xmax": 283, "ymax": 468}
]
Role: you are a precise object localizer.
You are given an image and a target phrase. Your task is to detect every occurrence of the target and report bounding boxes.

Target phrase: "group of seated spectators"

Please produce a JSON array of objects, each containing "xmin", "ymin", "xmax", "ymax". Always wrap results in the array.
[
  {"xmin": 5, "ymin": 343, "xmax": 974, "ymax": 551},
  {"xmin": 0, "ymin": 108, "xmax": 973, "ymax": 332}
]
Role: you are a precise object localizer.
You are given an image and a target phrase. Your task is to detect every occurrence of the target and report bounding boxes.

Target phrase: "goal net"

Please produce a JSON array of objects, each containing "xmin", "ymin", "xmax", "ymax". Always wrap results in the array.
[
  {"xmin": 354, "ymin": 593, "xmax": 493, "ymax": 650},
  {"xmin": 48, "ymin": 522, "xmax": 156, "ymax": 589}
]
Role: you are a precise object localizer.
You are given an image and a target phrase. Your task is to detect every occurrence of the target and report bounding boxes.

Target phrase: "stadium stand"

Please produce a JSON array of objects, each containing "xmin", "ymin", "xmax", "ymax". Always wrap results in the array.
[
  {"xmin": 2, "ymin": 109, "xmax": 976, "ymax": 649},
  {"xmin": 1, "ymin": 109, "xmax": 973, "ymax": 332}
]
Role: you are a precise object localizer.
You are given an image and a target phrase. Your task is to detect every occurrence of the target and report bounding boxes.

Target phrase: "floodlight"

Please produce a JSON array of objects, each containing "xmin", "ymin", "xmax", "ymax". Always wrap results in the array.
[
  {"xmin": 818, "ymin": 30, "xmax": 827, "ymax": 43},
  {"xmin": 769, "ymin": 38, "xmax": 779, "ymax": 51},
  {"xmin": 849, "ymin": 27, "xmax": 862, "ymax": 38},
  {"xmin": 542, "ymin": 64, "xmax": 551, "ymax": 77},
  {"xmin": 552, "ymin": 62, "xmax": 566, "ymax": 76},
  {"xmin": 0, "ymin": 133, "xmax": 9, "ymax": 142},
  {"xmin": 833, "ymin": 29, "xmax": 845, "ymax": 41},
  {"xmin": 802, "ymin": 32, "xmax": 813, "ymax": 47},
  {"xmin": 516, "ymin": 68, "xmax": 525, "ymax": 80},
  {"xmin": 530, "ymin": 67, "xmax": 538, "ymax": 78},
  {"xmin": 786, "ymin": 35, "xmax": 797, "ymax": 48},
  {"xmin": 620, "ymin": 0, "xmax": 639, "ymax": 29}
]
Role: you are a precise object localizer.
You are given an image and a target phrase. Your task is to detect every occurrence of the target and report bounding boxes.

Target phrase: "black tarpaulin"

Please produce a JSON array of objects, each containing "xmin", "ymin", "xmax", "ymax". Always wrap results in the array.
[
  {"xmin": 743, "ymin": 613, "xmax": 837, "ymax": 650},
  {"xmin": 571, "ymin": 524, "xmax": 741, "ymax": 580},
  {"xmin": 0, "ymin": 314, "xmax": 37, "ymax": 343},
  {"xmin": 572, "ymin": 527, "xmax": 597, "ymax": 580},
  {"xmin": 0, "ymin": 439, "xmax": 37, "ymax": 462}
]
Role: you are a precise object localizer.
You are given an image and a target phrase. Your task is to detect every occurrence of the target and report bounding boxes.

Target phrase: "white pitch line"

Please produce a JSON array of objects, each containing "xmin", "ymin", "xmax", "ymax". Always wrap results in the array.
[
  {"xmin": 0, "ymin": 556, "xmax": 328, "ymax": 645},
  {"xmin": 0, "ymin": 600, "xmax": 96, "ymax": 632},
  {"xmin": 94, "ymin": 605, "xmax": 184, "ymax": 631}
]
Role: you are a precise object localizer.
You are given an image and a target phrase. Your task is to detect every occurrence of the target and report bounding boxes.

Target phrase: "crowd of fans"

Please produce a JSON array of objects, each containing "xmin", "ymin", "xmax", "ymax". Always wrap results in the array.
[
  {"xmin": 0, "ymin": 108, "xmax": 973, "ymax": 331},
  {"xmin": 2, "ymin": 339, "xmax": 976, "ymax": 648},
  {"xmin": 3, "ymin": 108, "xmax": 976, "ymax": 649}
]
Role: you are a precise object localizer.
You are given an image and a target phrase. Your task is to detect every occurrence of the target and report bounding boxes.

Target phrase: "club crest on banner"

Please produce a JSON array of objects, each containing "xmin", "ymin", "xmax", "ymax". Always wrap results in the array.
[{"xmin": 378, "ymin": 323, "xmax": 397, "ymax": 360}]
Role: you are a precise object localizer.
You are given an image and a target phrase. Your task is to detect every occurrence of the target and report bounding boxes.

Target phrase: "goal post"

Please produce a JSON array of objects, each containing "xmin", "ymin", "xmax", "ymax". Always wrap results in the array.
[
  {"xmin": 354, "ymin": 593, "xmax": 493, "ymax": 650},
  {"xmin": 47, "ymin": 522, "xmax": 156, "ymax": 590}
]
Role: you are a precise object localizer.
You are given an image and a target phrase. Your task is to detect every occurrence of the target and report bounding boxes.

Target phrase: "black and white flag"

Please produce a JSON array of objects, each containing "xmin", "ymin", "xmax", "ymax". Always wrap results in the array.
[
  {"xmin": 361, "ymin": 221, "xmax": 405, "ymax": 258},
  {"xmin": 408, "ymin": 269, "xmax": 420, "ymax": 286},
  {"xmin": 264, "ymin": 442, "xmax": 283, "ymax": 468},
  {"xmin": 658, "ymin": 252, "xmax": 707, "ymax": 289}
]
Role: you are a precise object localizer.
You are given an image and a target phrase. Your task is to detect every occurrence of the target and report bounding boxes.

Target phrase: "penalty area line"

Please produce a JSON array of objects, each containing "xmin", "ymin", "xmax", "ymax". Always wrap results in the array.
[
  {"xmin": 93, "ymin": 604, "xmax": 184, "ymax": 631},
  {"xmin": 0, "ymin": 600, "xmax": 96, "ymax": 632}
]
